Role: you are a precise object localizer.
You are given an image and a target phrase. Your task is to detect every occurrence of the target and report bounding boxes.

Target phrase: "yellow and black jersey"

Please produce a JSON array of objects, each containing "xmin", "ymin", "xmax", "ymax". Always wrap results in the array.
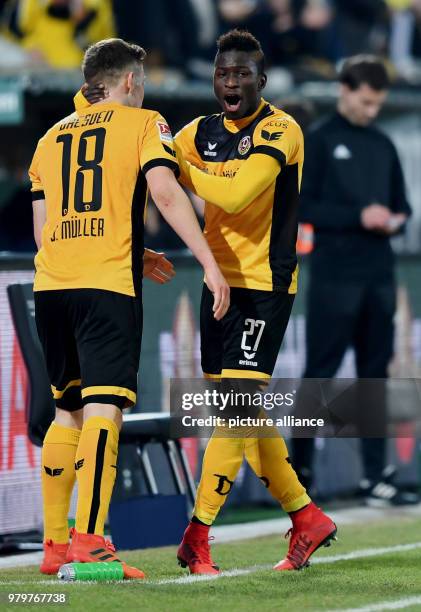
[
  {"xmin": 175, "ymin": 98, "xmax": 303, "ymax": 293},
  {"xmin": 29, "ymin": 102, "xmax": 178, "ymax": 296}
]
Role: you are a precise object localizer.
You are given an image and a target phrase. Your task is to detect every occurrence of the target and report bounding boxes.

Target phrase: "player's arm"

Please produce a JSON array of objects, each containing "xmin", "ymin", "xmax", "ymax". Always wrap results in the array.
[
  {"xmin": 141, "ymin": 113, "xmax": 228, "ymax": 319},
  {"xmin": 146, "ymin": 166, "xmax": 229, "ymax": 320},
  {"xmin": 182, "ymin": 118, "xmax": 303, "ymax": 214},
  {"xmin": 32, "ymin": 199, "xmax": 46, "ymax": 250},
  {"xmin": 184, "ymin": 153, "xmax": 280, "ymax": 214},
  {"xmin": 367, "ymin": 146, "xmax": 412, "ymax": 236},
  {"xmin": 387, "ymin": 143, "xmax": 411, "ymax": 233},
  {"xmin": 29, "ymin": 142, "xmax": 46, "ymax": 250}
]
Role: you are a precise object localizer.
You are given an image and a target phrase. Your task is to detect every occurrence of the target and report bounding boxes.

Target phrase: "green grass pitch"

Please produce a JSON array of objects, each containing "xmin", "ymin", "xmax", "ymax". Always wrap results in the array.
[{"xmin": 1, "ymin": 516, "xmax": 420, "ymax": 611}]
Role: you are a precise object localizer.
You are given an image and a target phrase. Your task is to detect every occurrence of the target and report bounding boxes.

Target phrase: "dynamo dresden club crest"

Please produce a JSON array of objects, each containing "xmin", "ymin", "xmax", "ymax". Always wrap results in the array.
[{"xmin": 238, "ymin": 135, "xmax": 251, "ymax": 155}]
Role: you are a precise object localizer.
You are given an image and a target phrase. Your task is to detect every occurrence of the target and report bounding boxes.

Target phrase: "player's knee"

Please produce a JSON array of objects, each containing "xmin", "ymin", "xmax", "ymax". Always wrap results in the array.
[
  {"xmin": 54, "ymin": 407, "xmax": 83, "ymax": 430},
  {"xmin": 83, "ymin": 402, "xmax": 122, "ymax": 429}
]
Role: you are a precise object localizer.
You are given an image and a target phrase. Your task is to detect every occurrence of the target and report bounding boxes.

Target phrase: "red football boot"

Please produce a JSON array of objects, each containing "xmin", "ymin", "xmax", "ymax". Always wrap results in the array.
[
  {"xmin": 40, "ymin": 540, "xmax": 69, "ymax": 575},
  {"xmin": 66, "ymin": 529, "xmax": 145, "ymax": 579},
  {"xmin": 177, "ymin": 521, "xmax": 219, "ymax": 575},
  {"xmin": 273, "ymin": 502, "xmax": 337, "ymax": 571}
]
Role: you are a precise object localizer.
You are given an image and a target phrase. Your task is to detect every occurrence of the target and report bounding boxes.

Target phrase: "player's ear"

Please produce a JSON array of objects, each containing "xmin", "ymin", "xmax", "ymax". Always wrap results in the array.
[
  {"xmin": 258, "ymin": 73, "xmax": 267, "ymax": 91},
  {"xmin": 126, "ymin": 71, "xmax": 135, "ymax": 93}
]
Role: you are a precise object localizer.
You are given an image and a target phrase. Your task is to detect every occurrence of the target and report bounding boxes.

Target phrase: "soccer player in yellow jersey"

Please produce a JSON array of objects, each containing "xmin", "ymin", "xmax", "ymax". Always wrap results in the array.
[
  {"xmin": 79, "ymin": 30, "xmax": 337, "ymax": 574},
  {"xmin": 29, "ymin": 38, "xmax": 229, "ymax": 578},
  {"xmin": 174, "ymin": 29, "xmax": 337, "ymax": 574}
]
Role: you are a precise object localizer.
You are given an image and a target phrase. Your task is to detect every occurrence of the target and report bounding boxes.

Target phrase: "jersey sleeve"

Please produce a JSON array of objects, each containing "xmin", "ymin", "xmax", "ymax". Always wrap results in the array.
[
  {"xmin": 253, "ymin": 115, "xmax": 303, "ymax": 167},
  {"xmin": 140, "ymin": 112, "xmax": 179, "ymax": 177},
  {"xmin": 174, "ymin": 118, "xmax": 203, "ymax": 164},
  {"xmin": 186, "ymin": 153, "xmax": 280, "ymax": 214},
  {"xmin": 28, "ymin": 139, "xmax": 45, "ymax": 201},
  {"xmin": 174, "ymin": 118, "xmax": 204, "ymax": 189}
]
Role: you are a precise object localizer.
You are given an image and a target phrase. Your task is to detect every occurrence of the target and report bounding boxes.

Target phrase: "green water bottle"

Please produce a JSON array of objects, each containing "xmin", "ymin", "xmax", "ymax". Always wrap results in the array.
[{"xmin": 57, "ymin": 562, "xmax": 124, "ymax": 581}]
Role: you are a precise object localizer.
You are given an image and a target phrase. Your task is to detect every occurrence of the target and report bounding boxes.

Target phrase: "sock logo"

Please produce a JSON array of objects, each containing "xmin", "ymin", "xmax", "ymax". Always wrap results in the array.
[
  {"xmin": 44, "ymin": 466, "xmax": 64, "ymax": 477},
  {"xmin": 259, "ymin": 476, "xmax": 270, "ymax": 488},
  {"xmin": 213, "ymin": 474, "xmax": 234, "ymax": 496},
  {"xmin": 75, "ymin": 459, "xmax": 85, "ymax": 470}
]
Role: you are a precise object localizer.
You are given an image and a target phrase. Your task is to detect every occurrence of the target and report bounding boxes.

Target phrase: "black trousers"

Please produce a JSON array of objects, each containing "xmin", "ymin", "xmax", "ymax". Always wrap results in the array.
[{"xmin": 292, "ymin": 278, "xmax": 396, "ymax": 485}]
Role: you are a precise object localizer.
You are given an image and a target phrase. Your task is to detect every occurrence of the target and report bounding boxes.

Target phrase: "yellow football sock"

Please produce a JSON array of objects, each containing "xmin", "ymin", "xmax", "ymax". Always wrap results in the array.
[
  {"xmin": 193, "ymin": 428, "xmax": 245, "ymax": 525},
  {"xmin": 245, "ymin": 432, "xmax": 310, "ymax": 512},
  {"xmin": 75, "ymin": 416, "xmax": 119, "ymax": 535},
  {"xmin": 41, "ymin": 422, "xmax": 80, "ymax": 543}
]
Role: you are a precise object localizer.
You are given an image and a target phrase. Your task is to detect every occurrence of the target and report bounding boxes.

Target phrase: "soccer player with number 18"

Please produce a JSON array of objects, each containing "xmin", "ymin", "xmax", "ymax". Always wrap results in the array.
[{"xmin": 29, "ymin": 38, "xmax": 229, "ymax": 578}]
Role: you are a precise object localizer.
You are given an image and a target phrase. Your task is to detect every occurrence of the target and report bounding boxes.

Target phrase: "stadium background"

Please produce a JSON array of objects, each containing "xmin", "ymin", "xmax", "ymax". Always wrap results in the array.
[{"xmin": 0, "ymin": 0, "xmax": 420, "ymax": 541}]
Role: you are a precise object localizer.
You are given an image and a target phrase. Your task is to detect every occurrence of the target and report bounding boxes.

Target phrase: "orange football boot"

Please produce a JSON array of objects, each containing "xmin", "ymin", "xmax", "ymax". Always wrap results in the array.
[
  {"xmin": 177, "ymin": 521, "xmax": 219, "ymax": 575},
  {"xmin": 40, "ymin": 540, "xmax": 69, "ymax": 575},
  {"xmin": 66, "ymin": 529, "xmax": 145, "ymax": 579},
  {"xmin": 274, "ymin": 502, "xmax": 337, "ymax": 571}
]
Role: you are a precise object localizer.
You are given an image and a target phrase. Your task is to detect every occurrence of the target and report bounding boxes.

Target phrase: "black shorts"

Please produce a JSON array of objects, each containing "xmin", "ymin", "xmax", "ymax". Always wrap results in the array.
[
  {"xmin": 200, "ymin": 284, "xmax": 294, "ymax": 379},
  {"xmin": 34, "ymin": 289, "xmax": 142, "ymax": 411}
]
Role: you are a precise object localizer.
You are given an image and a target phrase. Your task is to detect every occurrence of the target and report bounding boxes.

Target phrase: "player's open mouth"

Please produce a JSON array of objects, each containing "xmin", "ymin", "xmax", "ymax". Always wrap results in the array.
[{"xmin": 224, "ymin": 94, "xmax": 242, "ymax": 113}]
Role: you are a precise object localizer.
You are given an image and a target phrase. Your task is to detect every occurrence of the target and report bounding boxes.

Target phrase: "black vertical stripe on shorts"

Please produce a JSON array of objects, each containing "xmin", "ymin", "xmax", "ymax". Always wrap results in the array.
[{"xmin": 87, "ymin": 428, "xmax": 108, "ymax": 534}]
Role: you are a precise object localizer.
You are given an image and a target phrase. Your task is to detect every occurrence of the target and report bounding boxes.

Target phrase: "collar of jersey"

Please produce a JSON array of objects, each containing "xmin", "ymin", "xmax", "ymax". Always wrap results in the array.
[{"xmin": 223, "ymin": 98, "xmax": 267, "ymax": 133}]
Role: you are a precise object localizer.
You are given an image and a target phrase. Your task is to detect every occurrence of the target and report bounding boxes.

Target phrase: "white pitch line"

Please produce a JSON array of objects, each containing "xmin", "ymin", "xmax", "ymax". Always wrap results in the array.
[
  {"xmin": 1, "ymin": 541, "xmax": 420, "ymax": 588},
  {"xmin": 330, "ymin": 595, "xmax": 421, "ymax": 612},
  {"xmin": 310, "ymin": 541, "xmax": 421, "ymax": 566},
  {"xmin": 153, "ymin": 565, "xmax": 267, "ymax": 585},
  {"xmin": 3, "ymin": 504, "xmax": 421, "ymax": 571},
  {"xmin": 153, "ymin": 541, "xmax": 421, "ymax": 585}
]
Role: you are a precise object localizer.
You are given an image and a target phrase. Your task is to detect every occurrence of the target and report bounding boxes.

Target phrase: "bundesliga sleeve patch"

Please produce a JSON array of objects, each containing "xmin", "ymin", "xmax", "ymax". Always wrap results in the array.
[{"xmin": 157, "ymin": 121, "xmax": 174, "ymax": 144}]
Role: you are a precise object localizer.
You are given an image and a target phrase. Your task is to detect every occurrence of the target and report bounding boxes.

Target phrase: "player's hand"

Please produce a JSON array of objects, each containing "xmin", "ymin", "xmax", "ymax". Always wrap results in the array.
[
  {"xmin": 81, "ymin": 82, "xmax": 108, "ymax": 105},
  {"xmin": 143, "ymin": 248, "xmax": 175, "ymax": 284},
  {"xmin": 204, "ymin": 264, "xmax": 230, "ymax": 320},
  {"xmin": 361, "ymin": 204, "xmax": 391, "ymax": 232}
]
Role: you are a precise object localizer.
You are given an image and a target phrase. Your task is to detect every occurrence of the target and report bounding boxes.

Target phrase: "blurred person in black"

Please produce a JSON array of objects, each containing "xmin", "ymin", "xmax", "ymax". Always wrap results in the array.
[{"xmin": 292, "ymin": 55, "xmax": 418, "ymax": 507}]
